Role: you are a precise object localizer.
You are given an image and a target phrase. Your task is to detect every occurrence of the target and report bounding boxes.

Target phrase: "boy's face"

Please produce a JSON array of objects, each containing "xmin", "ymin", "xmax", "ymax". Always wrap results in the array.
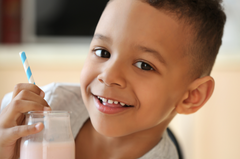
[{"xmin": 80, "ymin": 0, "xmax": 191, "ymax": 137}]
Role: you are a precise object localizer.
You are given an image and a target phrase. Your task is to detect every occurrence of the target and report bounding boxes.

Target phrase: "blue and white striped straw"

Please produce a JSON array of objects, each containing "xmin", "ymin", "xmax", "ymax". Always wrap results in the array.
[{"xmin": 19, "ymin": 51, "xmax": 35, "ymax": 84}]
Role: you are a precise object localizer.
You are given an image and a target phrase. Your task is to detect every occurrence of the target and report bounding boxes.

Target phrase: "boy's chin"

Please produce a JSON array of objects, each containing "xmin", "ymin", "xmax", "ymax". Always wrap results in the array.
[
  {"xmin": 91, "ymin": 120, "xmax": 135, "ymax": 138},
  {"xmin": 94, "ymin": 126, "xmax": 126, "ymax": 138}
]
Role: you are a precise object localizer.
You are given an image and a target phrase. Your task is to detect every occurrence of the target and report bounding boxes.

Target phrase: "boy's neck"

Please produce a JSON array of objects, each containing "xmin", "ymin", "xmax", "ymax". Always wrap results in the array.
[{"xmin": 75, "ymin": 115, "xmax": 174, "ymax": 159}]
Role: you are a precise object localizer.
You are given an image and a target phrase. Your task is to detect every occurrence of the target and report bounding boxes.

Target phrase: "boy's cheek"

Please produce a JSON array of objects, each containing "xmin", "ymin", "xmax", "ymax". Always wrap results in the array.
[
  {"xmin": 80, "ymin": 63, "xmax": 100, "ymax": 100},
  {"xmin": 80, "ymin": 61, "xmax": 92, "ymax": 83}
]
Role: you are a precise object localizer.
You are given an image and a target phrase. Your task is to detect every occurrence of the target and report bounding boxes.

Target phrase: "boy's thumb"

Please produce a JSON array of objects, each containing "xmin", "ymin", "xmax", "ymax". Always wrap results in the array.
[{"xmin": 7, "ymin": 123, "xmax": 44, "ymax": 142}]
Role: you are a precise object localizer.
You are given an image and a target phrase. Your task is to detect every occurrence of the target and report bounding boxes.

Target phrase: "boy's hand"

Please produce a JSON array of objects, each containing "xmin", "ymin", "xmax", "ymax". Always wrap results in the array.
[{"xmin": 0, "ymin": 83, "xmax": 51, "ymax": 159}]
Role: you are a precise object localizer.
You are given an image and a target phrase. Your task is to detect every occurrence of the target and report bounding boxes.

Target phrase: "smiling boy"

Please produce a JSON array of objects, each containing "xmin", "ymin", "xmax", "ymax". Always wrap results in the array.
[
  {"xmin": 77, "ymin": 0, "xmax": 226, "ymax": 158},
  {"xmin": 0, "ymin": 0, "xmax": 226, "ymax": 159}
]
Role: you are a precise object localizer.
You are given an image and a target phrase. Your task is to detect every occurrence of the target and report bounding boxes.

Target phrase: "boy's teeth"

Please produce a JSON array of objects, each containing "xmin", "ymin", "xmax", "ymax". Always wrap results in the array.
[
  {"xmin": 120, "ymin": 102, "xmax": 125, "ymax": 106},
  {"xmin": 108, "ymin": 100, "xmax": 113, "ymax": 104},
  {"xmin": 98, "ymin": 96, "xmax": 127, "ymax": 106},
  {"xmin": 102, "ymin": 98, "xmax": 107, "ymax": 102}
]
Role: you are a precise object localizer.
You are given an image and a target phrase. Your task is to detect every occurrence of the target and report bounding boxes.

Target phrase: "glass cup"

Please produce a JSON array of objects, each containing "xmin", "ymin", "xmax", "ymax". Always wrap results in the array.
[{"xmin": 20, "ymin": 111, "xmax": 75, "ymax": 159}]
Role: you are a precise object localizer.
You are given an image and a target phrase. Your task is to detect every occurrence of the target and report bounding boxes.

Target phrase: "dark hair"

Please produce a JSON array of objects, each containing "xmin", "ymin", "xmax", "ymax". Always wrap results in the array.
[{"xmin": 141, "ymin": 0, "xmax": 227, "ymax": 78}]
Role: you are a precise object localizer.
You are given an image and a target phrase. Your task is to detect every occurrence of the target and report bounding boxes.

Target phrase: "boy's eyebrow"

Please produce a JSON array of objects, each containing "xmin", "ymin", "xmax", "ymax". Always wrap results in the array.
[
  {"xmin": 138, "ymin": 46, "xmax": 167, "ymax": 65},
  {"xmin": 93, "ymin": 34, "xmax": 112, "ymax": 44}
]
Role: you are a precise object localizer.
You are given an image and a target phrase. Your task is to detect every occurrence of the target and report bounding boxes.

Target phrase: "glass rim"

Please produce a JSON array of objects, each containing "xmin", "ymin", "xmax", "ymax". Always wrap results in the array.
[{"xmin": 24, "ymin": 111, "xmax": 72, "ymax": 115}]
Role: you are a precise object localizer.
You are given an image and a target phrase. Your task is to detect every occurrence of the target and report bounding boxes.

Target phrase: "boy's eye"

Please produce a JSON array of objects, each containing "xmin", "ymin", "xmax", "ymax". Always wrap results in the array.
[
  {"xmin": 95, "ymin": 49, "xmax": 111, "ymax": 58},
  {"xmin": 135, "ymin": 61, "xmax": 154, "ymax": 71}
]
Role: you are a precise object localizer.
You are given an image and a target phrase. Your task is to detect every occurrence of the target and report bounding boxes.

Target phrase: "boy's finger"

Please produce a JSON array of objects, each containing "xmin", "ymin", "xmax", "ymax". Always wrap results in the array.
[
  {"xmin": 4, "ymin": 123, "xmax": 44, "ymax": 143},
  {"xmin": 15, "ymin": 90, "xmax": 49, "ymax": 107},
  {"xmin": 6, "ymin": 100, "xmax": 51, "ymax": 122},
  {"xmin": 12, "ymin": 83, "xmax": 45, "ymax": 99}
]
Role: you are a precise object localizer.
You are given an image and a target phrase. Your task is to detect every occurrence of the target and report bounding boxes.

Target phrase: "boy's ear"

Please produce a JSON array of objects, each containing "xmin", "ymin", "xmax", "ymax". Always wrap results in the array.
[{"xmin": 176, "ymin": 76, "xmax": 215, "ymax": 114}]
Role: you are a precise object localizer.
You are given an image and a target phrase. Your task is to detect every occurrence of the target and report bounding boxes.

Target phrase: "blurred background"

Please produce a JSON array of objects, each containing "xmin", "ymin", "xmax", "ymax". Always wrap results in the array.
[{"xmin": 0, "ymin": 0, "xmax": 240, "ymax": 159}]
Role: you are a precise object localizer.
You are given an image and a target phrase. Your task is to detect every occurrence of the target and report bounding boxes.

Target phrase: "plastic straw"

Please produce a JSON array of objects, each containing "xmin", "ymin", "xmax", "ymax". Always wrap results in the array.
[{"xmin": 19, "ymin": 51, "xmax": 35, "ymax": 84}]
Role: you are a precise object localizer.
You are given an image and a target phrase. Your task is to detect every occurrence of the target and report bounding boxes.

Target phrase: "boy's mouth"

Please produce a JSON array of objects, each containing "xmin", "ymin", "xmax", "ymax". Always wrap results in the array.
[
  {"xmin": 92, "ymin": 94, "xmax": 134, "ymax": 114},
  {"xmin": 97, "ymin": 96, "xmax": 133, "ymax": 107}
]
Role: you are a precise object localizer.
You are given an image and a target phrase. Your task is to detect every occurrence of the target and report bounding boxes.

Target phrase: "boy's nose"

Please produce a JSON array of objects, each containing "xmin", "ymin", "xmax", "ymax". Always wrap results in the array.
[{"xmin": 97, "ymin": 62, "xmax": 127, "ymax": 88}]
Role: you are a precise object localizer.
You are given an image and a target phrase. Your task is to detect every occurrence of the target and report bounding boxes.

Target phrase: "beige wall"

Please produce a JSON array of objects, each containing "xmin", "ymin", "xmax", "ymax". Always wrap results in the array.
[
  {"xmin": 0, "ymin": 44, "xmax": 88, "ymax": 98},
  {"xmin": 1, "ymin": 44, "xmax": 240, "ymax": 159}
]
